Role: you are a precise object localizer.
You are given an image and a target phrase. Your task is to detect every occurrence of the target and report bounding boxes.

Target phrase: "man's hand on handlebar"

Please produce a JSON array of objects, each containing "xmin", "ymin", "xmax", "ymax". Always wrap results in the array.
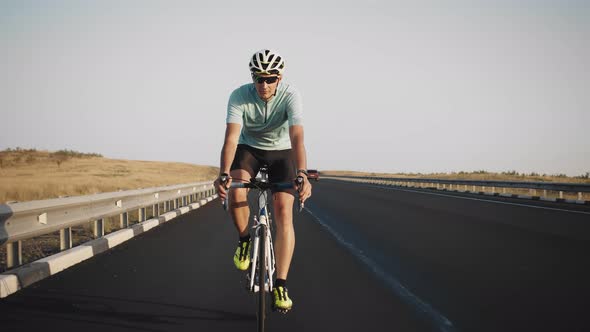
[
  {"xmin": 294, "ymin": 174, "xmax": 312, "ymax": 205},
  {"xmin": 214, "ymin": 173, "xmax": 232, "ymax": 201}
]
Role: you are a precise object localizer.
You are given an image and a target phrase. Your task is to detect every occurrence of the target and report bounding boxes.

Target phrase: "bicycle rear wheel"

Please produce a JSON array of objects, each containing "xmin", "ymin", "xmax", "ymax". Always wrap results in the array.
[{"xmin": 257, "ymin": 225, "xmax": 267, "ymax": 332}]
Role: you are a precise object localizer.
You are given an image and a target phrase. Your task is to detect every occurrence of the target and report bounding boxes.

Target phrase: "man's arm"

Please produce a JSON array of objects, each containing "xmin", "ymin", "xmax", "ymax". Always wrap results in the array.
[
  {"xmin": 289, "ymin": 125, "xmax": 312, "ymax": 202},
  {"xmin": 220, "ymin": 123, "xmax": 241, "ymax": 175},
  {"xmin": 289, "ymin": 125, "xmax": 307, "ymax": 171},
  {"xmin": 215, "ymin": 123, "xmax": 241, "ymax": 200}
]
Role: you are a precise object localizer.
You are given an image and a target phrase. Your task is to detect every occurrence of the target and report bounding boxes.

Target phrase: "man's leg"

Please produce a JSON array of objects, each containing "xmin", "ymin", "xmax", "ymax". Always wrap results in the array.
[
  {"xmin": 272, "ymin": 191, "xmax": 295, "ymax": 280},
  {"xmin": 272, "ymin": 191, "xmax": 295, "ymax": 311},
  {"xmin": 229, "ymin": 169, "xmax": 251, "ymax": 237},
  {"xmin": 230, "ymin": 169, "xmax": 252, "ymax": 271}
]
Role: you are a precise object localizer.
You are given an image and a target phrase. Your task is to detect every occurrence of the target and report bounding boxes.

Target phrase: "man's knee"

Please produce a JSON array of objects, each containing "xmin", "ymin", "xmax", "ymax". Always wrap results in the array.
[
  {"xmin": 230, "ymin": 189, "xmax": 249, "ymax": 209},
  {"xmin": 273, "ymin": 193, "xmax": 294, "ymax": 221}
]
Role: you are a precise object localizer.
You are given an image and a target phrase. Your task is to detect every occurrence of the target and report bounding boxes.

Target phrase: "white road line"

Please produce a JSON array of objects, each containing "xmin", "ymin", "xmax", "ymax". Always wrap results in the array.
[
  {"xmin": 305, "ymin": 207, "xmax": 455, "ymax": 332},
  {"xmin": 360, "ymin": 183, "xmax": 590, "ymax": 216}
]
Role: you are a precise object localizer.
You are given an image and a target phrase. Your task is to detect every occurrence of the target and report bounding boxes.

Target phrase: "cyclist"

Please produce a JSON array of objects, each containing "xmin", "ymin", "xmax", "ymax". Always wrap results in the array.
[{"xmin": 214, "ymin": 49, "xmax": 312, "ymax": 312}]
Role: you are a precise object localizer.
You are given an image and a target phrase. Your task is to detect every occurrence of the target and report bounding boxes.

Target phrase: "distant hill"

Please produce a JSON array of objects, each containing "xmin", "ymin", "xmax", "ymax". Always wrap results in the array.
[{"xmin": 0, "ymin": 148, "xmax": 219, "ymax": 203}]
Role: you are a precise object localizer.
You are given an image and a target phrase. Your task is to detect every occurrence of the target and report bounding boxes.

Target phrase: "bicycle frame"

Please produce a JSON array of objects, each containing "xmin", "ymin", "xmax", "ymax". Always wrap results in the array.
[{"xmin": 249, "ymin": 173, "xmax": 276, "ymax": 294}]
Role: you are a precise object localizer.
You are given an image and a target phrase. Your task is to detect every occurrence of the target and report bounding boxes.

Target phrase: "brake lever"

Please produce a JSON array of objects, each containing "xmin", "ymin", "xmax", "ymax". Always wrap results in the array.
[
  {"xmin": 296, "ymin": 176, "xmax": 304, "ymax": 212},
  {"xmin": 220, "ymin": 175, "xmax": 229, "ymax": 211}
]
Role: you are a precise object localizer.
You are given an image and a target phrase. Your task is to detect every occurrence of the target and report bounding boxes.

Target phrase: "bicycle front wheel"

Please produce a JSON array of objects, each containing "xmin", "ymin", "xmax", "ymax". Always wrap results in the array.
[{"xmin": 257, "ymin": 224, "xmax": 267, "ymax": 332}]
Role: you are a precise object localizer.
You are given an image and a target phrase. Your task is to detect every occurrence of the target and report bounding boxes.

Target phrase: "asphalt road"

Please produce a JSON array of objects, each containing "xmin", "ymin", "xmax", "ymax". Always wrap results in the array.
[{"xmin": 2, "ymin": 179, "xmax": 590, "ymax": 332}]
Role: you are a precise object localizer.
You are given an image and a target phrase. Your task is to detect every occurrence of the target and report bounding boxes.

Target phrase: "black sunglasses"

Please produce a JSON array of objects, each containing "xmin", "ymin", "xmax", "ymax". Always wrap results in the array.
[{"xmin": 254, "ymin": 76, "xmax": 279, "ymax": 84}]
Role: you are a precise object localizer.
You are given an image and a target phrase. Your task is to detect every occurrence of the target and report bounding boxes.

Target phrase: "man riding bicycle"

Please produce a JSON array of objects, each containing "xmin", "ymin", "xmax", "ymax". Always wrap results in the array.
[{"xmin": 214, "ymin": 49, "xmax": 312, "ymax": 312}]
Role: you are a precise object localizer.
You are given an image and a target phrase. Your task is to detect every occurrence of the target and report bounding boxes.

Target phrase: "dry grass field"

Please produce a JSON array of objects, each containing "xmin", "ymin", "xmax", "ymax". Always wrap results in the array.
[
  {"xmin": 2, "ymin": 149, "xmax": 586, "ymax": 204},
  {"xmin": 0, "ymin": 148, "xmax": 219, "ymax": 271},
  {"xmin": 0, "ymin": 149, "xmax": 219, "ymax": 203}
]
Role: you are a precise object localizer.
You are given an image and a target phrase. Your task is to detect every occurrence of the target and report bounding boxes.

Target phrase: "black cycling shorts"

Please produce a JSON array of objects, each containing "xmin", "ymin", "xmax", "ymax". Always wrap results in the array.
[{"xmin": 230, "ymin": 144, "xmax": 296, "ymax": 195}]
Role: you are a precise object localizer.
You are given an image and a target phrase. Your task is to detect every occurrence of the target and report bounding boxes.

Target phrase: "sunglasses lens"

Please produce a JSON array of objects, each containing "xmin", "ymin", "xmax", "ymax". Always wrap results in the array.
[{"xmin": 256, "ymin": 76, "xmax": 278, "ymax": 84}]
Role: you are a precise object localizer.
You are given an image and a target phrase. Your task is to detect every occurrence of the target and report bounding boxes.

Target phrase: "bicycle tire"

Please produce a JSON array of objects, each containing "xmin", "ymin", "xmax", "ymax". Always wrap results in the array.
[{"xmin": 257, "ymin": 224, "xmax": 267, "ymax": 332}]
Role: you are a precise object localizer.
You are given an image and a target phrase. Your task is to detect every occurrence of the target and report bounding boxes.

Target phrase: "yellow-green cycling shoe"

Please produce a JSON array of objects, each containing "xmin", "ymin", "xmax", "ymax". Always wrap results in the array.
[
  {"xmin": 272, "ymin": 286, "xmax": 293, "ymax": 313},
  {"xmin": 233, "ymin": 238, "xmax": 251, "ymax": 271}
]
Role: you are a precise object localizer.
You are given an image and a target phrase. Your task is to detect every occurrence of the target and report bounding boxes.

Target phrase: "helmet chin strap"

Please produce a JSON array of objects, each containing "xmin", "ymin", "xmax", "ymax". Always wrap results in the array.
[{"xmin": 272, "ymin": 76, "xmax": 282, "ymax": 97}]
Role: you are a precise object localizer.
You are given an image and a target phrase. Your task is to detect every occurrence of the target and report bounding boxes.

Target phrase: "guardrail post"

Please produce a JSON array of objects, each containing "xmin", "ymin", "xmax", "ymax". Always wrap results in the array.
[
  {"xmin": 60, "ymin": 227, "xmax": 72, "ymax": 250},
  {"xmin": 472, "ymin": 185, "xmax": 476, "ymax": 192},
  {"xmin": 153, "ymin": 203, "xmax": 159, "ymax": 217},
  {"xmin": 174, "ymin": 199, "xmax": 179, "ymax": 209},
  {"xmin": 94, "ymin": 219, "xmax": 104, "ymax": 238},
  {"xmin": 6, "ymin": 241, "xmax": 22, "ymax": 268},
  {"xmin": 139, "ymin": 207, "xmax": 146, "ymax": 222},
  {"xmin": 120, "ymin": 212, "xmax": 129, "ymax": 228},
  {"xmin": 559, "ymin": 191, "xmax": 564, "ymax": 199}
]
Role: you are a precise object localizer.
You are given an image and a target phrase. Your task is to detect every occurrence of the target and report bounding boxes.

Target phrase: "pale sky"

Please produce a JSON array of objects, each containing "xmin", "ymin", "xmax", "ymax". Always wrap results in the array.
[{"xmin": 1, "ymin": 0, "xmax": 588, "ymax": 176}]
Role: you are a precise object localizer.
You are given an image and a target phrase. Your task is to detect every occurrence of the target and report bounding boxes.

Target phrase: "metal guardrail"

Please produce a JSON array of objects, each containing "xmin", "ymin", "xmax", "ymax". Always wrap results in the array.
[
  {"xmin": 327, "ymin": 175, "xmax": 590, "ymax": 192},
  {"xmin": 0, "ymin": 181, "xmax": 216, "ymax": 269},
  {"xmin": 324, "ymin": 176, "xmax": 590, "ymax": 201}
]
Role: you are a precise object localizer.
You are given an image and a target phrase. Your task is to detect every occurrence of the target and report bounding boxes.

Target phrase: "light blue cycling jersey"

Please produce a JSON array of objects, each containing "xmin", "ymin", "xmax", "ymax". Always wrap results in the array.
[{"xmin": 226, "ymin": 81, "xmax": 303, "ymax": 150}]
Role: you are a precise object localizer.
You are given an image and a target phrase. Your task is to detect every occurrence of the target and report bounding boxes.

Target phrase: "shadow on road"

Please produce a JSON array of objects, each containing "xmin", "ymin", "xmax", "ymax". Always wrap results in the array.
[{"xmin": 1, "ymin": 288, "xmax": 255, "ymax": 331}]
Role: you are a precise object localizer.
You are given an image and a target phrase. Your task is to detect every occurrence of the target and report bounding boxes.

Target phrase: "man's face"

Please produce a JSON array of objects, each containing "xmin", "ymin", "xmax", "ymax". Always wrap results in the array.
[{"xmin": 253, "ymin": 74, "xmax": 281, "ymax": 101}]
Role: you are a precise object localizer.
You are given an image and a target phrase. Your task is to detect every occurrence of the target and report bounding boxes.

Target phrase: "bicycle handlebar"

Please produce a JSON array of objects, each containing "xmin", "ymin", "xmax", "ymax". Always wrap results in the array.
[{"xmin": 221, "ymin": 177, "xmax": 305, "ymax": 212}]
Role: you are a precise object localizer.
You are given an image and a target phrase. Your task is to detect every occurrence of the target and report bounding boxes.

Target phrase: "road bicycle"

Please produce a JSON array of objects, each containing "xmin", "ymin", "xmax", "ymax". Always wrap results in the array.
[{"xmin": 221, "ymin": 166, "xmax": 303, "ymax": 332}]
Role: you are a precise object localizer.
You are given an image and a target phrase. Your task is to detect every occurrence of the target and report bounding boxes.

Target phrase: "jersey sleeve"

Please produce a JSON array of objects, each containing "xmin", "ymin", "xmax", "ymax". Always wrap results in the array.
[
  {"xmin": 286, "ymin": 89, "xmax": 304, "ymax": 126},
  {"xmin": 226, "ymin": 88, "xmax": 244, "ymax": 125}
]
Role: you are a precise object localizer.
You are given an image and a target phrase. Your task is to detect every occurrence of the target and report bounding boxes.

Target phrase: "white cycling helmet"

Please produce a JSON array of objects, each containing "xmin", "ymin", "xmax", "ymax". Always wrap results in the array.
[{"xmin": 249, "ymin": 49, "xmax": 285, "ymax": 75}]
